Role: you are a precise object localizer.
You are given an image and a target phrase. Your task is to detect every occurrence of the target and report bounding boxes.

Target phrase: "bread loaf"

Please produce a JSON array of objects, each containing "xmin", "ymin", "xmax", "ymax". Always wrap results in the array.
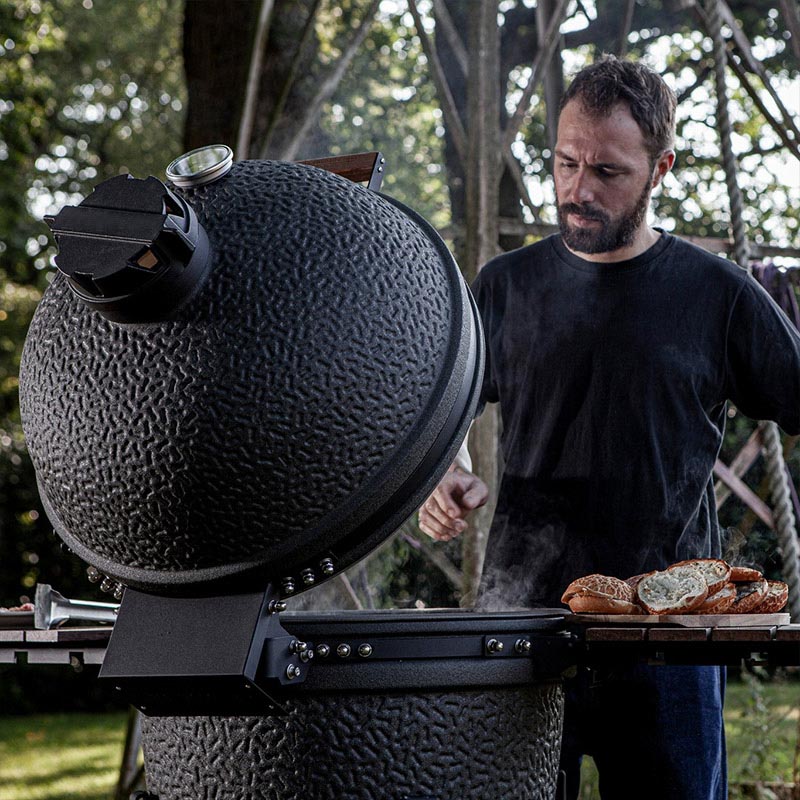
[
  {"xmin": 561, "ymin": 574, "xmax": 635, "ymax": 604},
  {"xmin": 567, "ymin": 594, "xmax": 643, "ymax": 614},
  {"xmin": 563, "ymin": 560, "xmax": 787, "ymax": 616},
  {"xmin": 561, "ymin": 574, "xmax": 640, "ymax": 614},
  {"xmin": 730, "ymin": 566, "xmax": 763, "ymax": 583}
]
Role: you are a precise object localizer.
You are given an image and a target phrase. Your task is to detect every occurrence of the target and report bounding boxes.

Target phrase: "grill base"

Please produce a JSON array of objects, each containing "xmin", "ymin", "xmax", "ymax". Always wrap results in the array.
[{"xmin": 141, "ymin": 683, "xmax": 564, "ymax": 800}]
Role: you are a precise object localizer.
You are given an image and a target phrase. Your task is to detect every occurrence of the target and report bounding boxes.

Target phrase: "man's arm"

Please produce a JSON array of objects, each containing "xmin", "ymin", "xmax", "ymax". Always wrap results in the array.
[
  {"xmin": 726, "ymin": 276, "xmax": 800, "ymax": 435},
  {"xmin": 418, "ymin": 435, "xmax": 489, "ymax": 541}
]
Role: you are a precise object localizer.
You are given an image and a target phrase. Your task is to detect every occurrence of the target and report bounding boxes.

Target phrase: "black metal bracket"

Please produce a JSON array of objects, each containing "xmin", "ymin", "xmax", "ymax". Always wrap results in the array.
[{"xmin": 99, "ymin": 584, "xmax": 312, "ymax": 716}]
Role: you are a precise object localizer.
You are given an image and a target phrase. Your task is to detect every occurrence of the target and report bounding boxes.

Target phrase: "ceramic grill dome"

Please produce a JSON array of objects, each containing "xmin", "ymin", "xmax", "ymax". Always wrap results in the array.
[{"xmin": 20, "ymin": 156, "xmax": 483, "ymax": 596}]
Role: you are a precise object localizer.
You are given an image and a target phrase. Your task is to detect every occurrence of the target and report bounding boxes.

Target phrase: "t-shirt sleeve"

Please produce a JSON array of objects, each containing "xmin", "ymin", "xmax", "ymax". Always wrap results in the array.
[
  {"xmin": 724, "ymin": 275, "xmax": 800, "ymax": 435},
  {"xmin": 470, "ymin": 269, "xmax": 499, "ymax": 411}
]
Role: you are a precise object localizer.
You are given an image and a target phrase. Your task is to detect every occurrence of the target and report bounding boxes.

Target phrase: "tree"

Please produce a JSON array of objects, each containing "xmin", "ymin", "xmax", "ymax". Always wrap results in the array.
[{"xmin": 0, "ymin": 0, "xmax": 185, "ymax": 603}]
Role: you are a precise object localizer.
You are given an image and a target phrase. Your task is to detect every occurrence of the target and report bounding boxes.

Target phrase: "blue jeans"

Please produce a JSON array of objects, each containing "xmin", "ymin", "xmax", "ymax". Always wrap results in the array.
[{"xmin": 557, "ymin": 664, "xmax": 727, "ymax": 800}]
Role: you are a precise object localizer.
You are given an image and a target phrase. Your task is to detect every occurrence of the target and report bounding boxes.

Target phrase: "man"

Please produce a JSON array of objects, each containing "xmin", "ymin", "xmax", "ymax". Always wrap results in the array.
[{"xmin": 419, "ymin": 55, "xmax": 800, "ymax": 799}]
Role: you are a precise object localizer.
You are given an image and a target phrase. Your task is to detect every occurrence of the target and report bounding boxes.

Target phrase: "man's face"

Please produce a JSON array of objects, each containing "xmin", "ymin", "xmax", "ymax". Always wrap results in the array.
[{"xmin": 554, "ymin": 100, "xmax": 662, "ymax": 256}]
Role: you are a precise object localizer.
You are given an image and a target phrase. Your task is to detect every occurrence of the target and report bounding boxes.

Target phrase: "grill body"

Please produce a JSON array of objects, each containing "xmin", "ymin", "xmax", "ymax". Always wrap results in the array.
[
  {"xmin": 139, "ymin": 609, "xmax": 567, "ymax": 800},
  {"xmin": 142, "ymin": 686, "xmax": 563, "ymax": 800}
]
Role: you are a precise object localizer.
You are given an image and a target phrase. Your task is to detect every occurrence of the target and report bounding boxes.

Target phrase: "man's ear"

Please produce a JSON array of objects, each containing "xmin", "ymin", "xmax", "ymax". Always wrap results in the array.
[{"xmin": 652, "ymin": 149, "xmax": 676, "ymax": 188}]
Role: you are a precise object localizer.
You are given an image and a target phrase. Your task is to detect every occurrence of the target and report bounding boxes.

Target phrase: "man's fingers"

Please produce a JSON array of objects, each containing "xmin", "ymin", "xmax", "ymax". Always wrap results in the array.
[
  {"xmin": 419, "ymin": 469, "xmax": 487, "ymax": 541},
  {"xmin": 433, "ymin": 486, "xmax": 463, "ymax": 519},
  {"xmin": 460, "ymin": 479, "xmax": 489, "ymax": 510},
  {"xmin": 421, "ymin": 497, "xmax": 466, "ymax": 533},
  {"xmin": 419, "ymin": 507, "xmax": 464, "ymax": 541}
]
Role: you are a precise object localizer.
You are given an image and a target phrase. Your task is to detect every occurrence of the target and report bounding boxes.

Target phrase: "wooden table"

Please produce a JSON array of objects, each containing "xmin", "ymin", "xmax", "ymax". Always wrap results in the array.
[
  {"xmin": 0, "ymin": 626, "xmax": 111, "ymax": 666},
  {"xmin": 569, "ymin": 613, "xmax": 800, "ymax": 667}
]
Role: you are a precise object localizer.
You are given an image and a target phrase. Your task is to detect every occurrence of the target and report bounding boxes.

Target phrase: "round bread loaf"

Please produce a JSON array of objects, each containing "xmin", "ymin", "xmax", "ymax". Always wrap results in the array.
[
  {"xmin": 636, "ymin": 565, "xmax": 708, "ymax": 615},
  {"xmin": 560, "ymin": 574, "xmax": 635, "ymax": 605},
  {"xmin": 730, "ymin": 566, "xmax": 763, "ymax": 582}
]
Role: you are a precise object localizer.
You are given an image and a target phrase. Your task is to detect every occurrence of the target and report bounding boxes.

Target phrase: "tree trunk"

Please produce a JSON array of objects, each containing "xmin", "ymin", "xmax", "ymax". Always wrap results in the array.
[
  {"xmin": 536, "ymin": 0, "xmax": 564, "ymax": 163},
  {"xmin": 460, "ymin": 0, "xmax": 501, "ymax": 607},
  {"xmin": 182, "ymin": 0, "xmax": 261, "ymax": 150}
]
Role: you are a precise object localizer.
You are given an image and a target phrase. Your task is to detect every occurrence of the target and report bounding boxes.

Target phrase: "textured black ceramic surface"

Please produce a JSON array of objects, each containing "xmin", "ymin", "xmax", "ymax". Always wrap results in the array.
[
  {"xmin": 20, "ymin": 161, "xmax": 481, "ymax": 594},
  {"xmin": 142, "ymin": 684, "xmax": 564, "ymax": 800}
]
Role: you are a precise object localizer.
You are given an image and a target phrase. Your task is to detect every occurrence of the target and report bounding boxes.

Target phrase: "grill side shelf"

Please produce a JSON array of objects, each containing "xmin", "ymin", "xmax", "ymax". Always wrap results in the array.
[{"xmin": 572, "ymin": 621, "xmax": 800, "ymax": 668}]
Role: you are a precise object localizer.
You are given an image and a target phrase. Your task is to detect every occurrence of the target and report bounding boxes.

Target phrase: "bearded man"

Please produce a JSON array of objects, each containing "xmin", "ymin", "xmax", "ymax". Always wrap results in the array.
[{"xmin": 419, "ymin": 56, "xmax": 800, "ymax": 799}]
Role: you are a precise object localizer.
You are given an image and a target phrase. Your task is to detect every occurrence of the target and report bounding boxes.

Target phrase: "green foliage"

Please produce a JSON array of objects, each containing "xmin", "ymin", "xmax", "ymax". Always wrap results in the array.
[
  {"xmin": 317, "ymin": 7, "xmax": 451, "ymax": 230},
  {"xmin": 0, "ymin": 710, "xmax": 130, "ymax": 799},
  {"xmin": 0, "ymin": 0, "xmax": 185, "ymax": 604}
]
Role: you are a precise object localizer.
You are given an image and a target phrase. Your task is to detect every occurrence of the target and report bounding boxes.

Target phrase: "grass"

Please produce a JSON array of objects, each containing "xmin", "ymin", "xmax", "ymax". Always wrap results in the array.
[
  {"xmin": 0, "ymin": 677, "xmax": 797, "ymax": 800},
  {"xmin": 0, "ymin": 712, "xmax": 129, "ymax": 800}
]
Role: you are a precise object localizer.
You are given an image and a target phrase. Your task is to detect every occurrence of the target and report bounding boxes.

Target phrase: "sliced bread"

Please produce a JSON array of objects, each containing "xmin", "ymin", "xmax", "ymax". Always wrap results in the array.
[{"xmin": 636, "ymin": 565, "xmax": 708, "ymax": 615}]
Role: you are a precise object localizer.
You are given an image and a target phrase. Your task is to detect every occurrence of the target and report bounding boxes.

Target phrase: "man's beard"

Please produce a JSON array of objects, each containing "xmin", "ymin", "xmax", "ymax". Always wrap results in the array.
[{"xmin": 557, "ymin": 177, "xmax": 652, "ymax": 255}]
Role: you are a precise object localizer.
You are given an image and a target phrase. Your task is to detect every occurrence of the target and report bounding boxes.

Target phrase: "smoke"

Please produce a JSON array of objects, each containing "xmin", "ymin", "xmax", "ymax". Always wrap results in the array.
[
  {"xmin": 475, "ymin": 515, "xmax": 572, "ymax": 611},
  {"xmin": 721, "ymin": 526, "xmax": 765, "ymax": 573}
]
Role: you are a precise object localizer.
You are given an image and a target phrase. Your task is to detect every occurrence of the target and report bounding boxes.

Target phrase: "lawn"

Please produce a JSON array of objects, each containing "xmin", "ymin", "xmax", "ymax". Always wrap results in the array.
[
  {"xmin": 0, "ymin": 711, "xmax": 129, "ymax": 800},
  {"xmin": 0, "ymin": 676, "xmax": 797, "ymax": 799}
]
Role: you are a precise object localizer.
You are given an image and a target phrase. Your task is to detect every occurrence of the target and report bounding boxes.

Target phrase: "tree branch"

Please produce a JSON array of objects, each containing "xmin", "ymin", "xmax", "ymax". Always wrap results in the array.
[
  {"xmin": 278, "ymin": 0, "xmax": 380, "ymax": 161},
  {"xmin": 408, "ymin": 0, "xmax": 467, "ymax": 166},
  {"xmin": 727, "ymin": 50, "xmax": 800, "ymax": 162},
  {"xmin": 258, "ymin": 0, "xmax": 323, "ymax": 159},
  {"xmin": 431, "ymin": 0, "xmax": 468, "ymax": 77},
  {"xmin": 617, "ymin": 0, "xmax": 636, "ymax": 56},
  {"xmin": 713, "ymin": 0, "xmax": 800, "ymax": 144},
  {"xmin": 501, "ymin": 0, "xmax": 569, "ymax": 155},
  {"xmin": 430, "ymin": 0, "xmax": 540, "ymax": 221},
  {"xmin": 780, "ymin": 0, "xmax": 800, "ymax": 61},
  {"xmin": 236, "ymin": 0, "xmax": 276, "ymax": 160}
]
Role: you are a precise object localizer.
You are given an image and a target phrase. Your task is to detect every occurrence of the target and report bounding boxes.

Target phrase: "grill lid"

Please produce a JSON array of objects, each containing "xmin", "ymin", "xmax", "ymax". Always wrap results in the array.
[{"xmin": 20, "ymin": 153, "xmax": 483, "ymax": 597}]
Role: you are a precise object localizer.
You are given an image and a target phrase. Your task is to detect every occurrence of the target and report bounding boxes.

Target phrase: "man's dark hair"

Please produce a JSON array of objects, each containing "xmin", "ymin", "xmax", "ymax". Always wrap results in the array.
[{"xmin": 559, "ymin": 55, "xmax": 677, "ymax": 161}]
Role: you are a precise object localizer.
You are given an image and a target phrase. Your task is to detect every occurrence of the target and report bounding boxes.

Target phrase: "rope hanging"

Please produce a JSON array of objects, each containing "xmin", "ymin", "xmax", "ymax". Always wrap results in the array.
[
  {"xmin": 704, "ymin": 0, "xmax": 800, "ymax": 620},
  {"xmin": 762, "ymin": 423, "xmax": 800, "ymax": 619}
]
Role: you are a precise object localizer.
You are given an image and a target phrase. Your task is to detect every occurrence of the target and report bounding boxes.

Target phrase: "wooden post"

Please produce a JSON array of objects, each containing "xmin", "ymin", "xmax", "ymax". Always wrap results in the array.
[{"xmin": 460, "ymin": 0, "xmax": 502, "ymax": 607}]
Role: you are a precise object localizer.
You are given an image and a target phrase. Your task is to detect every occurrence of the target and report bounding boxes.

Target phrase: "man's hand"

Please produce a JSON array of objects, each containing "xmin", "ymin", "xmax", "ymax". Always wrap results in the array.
[{"xmin": 419, "ymin": 467, "xmax": 489, "ymax": 541}]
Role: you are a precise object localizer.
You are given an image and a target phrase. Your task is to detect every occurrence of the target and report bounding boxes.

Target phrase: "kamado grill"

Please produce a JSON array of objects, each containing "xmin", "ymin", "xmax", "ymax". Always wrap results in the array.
[{"xmin": 15, "ymin": 148, "xmax": 800, "ymax": 800}]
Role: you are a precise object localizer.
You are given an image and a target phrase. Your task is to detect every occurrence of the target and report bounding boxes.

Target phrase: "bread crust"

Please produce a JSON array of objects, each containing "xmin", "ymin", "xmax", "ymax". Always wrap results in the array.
[
  {"xmin": 730, "ymin": 566, "xmax": 763, "ymax": 582},
  {"xmin": 567, "ymin": 594, "xmax": 643, "ymax": 615},
  {"xmin": 671, "ymin": 558, "xmax": 731, "ymax": 596},
  {"xmin": 752, "ymin": 580, "xmax": 788, "ymax": 614},
  {"xmin": 624, "ymin": 573, "xmax": 647, "ymax": 589},
  {"xmin": 561, "ymin": 574, "xmax": 635, "ymax": 605},
  {"xmin": 636, "ymin": 567, "xmax": 708, "ymax": 615},
  {"xmin": 692, "ymin": 583, "xmax": 736, "ymax": 614},
  {"xmin": 730, "ymin": 579, "xmax": 769, "ymax": 613}
]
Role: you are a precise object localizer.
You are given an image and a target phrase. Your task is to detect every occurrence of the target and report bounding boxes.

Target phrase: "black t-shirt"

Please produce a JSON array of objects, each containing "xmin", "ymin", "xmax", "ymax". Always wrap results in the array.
[{"xmin": 472, "ymin": 232, "xmax": 800, "ymax": 609}]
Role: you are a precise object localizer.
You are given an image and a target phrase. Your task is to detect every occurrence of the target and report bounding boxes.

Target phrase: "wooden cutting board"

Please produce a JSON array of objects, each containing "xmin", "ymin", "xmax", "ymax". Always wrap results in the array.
[{"xmin": 571, "ymin": 613, "xmax": 791, "ymax": 627}]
